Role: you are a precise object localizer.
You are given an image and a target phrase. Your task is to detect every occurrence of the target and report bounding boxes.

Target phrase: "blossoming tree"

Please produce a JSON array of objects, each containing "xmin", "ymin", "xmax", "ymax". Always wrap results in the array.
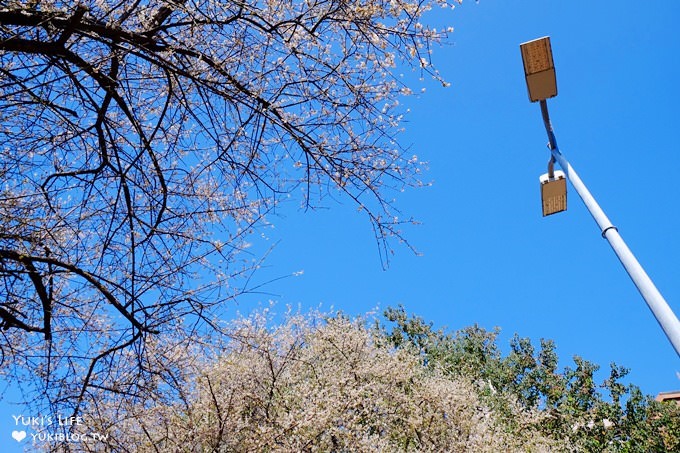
[{"xmin": 0, "ymin": 0, "xmax": 455, "ymax": 415}]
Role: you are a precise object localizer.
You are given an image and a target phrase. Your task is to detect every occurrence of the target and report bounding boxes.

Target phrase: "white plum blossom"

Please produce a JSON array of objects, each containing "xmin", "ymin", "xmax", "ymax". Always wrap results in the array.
[
  {"xmin": 0, "ymin": 0, "xmax": 457, "ymax": 417},
  {"xmin": 70, "ymin": 311, "xmax": 564, "ymax": 452}
]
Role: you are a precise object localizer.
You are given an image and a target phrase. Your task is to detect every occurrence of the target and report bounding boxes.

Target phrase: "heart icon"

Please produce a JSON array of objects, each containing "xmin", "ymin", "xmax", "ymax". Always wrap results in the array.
[{"xmin": 12, "ymin": 430, "xmax": 26, "ymax": 442}]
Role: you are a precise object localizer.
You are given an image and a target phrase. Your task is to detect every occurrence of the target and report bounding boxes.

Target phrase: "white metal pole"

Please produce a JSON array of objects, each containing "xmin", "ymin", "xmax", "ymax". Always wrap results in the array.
[{"xmin": 539, "ymin": 101, "xmax": 680, "ymax": 357}]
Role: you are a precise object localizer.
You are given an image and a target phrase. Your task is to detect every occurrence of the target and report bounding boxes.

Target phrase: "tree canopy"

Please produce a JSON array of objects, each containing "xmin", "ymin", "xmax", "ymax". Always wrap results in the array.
[
  {"xmin": 0, "ymin": 0, "xmax": 450, "ymax": 414},
  {"xmin": 43, "ymin": 307, "xmax": 680, "ymax": 452}
]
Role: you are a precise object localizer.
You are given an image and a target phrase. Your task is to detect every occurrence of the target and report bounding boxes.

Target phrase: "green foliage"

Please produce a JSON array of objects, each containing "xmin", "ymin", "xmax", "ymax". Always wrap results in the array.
[{"xmin": 380, "ymin": 305, "xmax": 680, "ymax": 452}]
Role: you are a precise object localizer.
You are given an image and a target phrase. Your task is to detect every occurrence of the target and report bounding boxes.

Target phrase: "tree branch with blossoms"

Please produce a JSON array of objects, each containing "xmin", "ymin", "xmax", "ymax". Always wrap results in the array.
[{"xmin": 0, "ymin": 0, "xmax": 457, "ymax": 415}]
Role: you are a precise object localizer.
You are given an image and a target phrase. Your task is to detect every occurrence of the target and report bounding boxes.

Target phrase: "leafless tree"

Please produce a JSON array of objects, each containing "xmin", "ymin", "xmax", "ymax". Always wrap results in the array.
[{"xmin": 0, "ymin": 0, "xmax": 451, "ymax": 416}]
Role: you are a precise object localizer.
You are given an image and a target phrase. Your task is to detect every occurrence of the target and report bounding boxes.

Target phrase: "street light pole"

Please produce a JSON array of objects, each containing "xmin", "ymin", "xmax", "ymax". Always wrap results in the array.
[
  {"xmin": 539, "ymin": 100, "xmax": 680, "ymax": 357},
  {"xmin": 521, "ymin": 36, "xmax": 680, "ymax": 357}
]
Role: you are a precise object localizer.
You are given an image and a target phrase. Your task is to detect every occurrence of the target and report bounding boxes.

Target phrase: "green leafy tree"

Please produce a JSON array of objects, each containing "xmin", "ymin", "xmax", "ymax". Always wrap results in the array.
[{"xmin": 380, "ymin": 305, "xmax": 680, "ymax": 452}]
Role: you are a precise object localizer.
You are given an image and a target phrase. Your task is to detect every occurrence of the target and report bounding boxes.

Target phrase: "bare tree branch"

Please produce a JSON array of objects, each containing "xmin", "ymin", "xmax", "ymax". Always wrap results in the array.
[{"xmin": 0, "ymin": 0, "xmax": 451, "ymax": 420}]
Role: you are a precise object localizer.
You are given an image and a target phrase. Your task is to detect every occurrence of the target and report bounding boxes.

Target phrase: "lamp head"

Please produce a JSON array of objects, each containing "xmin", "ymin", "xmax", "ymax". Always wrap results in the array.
[{"xmin": 520, "ymin": 37, "xmax": 557, "ymax": 102}]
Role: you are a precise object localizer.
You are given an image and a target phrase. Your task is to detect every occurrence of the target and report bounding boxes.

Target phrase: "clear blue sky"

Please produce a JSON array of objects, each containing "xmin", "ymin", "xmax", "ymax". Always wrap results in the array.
[
  {"xmin": 2, "ymin": 1, "xmax": 679, "ymax": 450},
  {"xmin": 236, "ymin": 0, "xmax": 680, "ymax": 396}
]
